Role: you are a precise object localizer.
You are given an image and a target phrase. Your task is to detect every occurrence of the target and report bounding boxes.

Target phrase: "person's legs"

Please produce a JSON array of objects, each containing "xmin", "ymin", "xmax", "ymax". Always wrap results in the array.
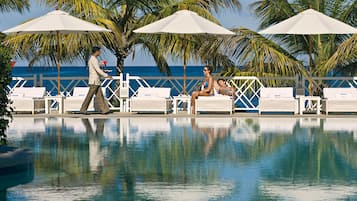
[
  {"xmin": 95, "ymin": 87, "xmax": 110, "ymax": 113},
  {"xmin": 191, "ymin": 91, "xmax": 199, "ymax": 114},
  {"xmin": 80, "ymin": 85, "xmax": 98, "ymax": 113},
  {"xmin": 191, "ymin": 91, "xmax": 211, "ymax": 114}
]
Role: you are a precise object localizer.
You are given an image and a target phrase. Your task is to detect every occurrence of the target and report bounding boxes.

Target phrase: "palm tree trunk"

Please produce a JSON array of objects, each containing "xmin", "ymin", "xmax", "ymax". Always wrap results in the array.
[
  {"xmin": 113, "ymin": 53, "xmax": 127, "ymax": 107},
  {"xmin": 116, "ymin": 55, "xmax": 126, "ymax": 76}
]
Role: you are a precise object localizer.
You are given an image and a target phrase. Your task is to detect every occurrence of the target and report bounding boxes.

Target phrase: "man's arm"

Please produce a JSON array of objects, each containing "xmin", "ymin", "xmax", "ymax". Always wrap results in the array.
[{"xmin": 92, "ymin": 59, "xmax": 109, "ymax": 78}]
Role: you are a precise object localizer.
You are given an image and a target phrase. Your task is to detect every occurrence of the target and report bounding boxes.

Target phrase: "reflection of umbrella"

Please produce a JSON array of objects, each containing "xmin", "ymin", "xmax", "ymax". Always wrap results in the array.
[
  {"xmin": 134, "ymin": 10, "xmax": 234, "ymax": 94},
  {"xmin": 3, "ymin": 9, "xmax": 111, "ymax": 94},
  {"xmin": 259, "ymin": 8, "xmax": 357, "ymax": 72}
]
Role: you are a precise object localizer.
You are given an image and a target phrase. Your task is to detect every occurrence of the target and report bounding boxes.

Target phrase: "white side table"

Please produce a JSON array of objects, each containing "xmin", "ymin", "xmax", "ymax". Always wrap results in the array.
[
  {"xmin": 45, "ymin": 95, "xmax": 65, "ymax": 114},
  {"xmin": 173, "ymin": 95, "xmax": 191, "ymax": 114},
  {"xmin": 298, "ymin": 96, "xmax": 321, "ymax": 115}
]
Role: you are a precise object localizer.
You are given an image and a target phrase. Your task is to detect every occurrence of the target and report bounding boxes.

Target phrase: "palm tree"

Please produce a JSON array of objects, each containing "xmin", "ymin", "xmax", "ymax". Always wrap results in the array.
[
  {"xmin": 0, "ymin": 0, "xmax": 29, "ymax": 145},
  {"xmin": 218, "ymin": 0, "xmax": 357, "ymax": 80},
  {"xmin": 5, "ymin": 0, "xmax": 240, "ymax": 75},
  {"xmin": 0, "ymin": 0, "xmax": 29, "ymax": 13}
]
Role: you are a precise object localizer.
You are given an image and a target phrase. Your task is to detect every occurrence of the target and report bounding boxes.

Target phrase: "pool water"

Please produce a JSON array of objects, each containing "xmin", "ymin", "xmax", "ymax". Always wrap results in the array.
[{"xmin": 2, "ymin": 117, "xmax": 357, "ymax": 201}]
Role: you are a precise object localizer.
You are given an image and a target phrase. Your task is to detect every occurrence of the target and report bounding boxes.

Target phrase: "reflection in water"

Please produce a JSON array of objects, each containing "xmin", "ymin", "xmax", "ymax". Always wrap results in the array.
[
  {"xmin": 3, "ymin": 117, "xmax": 357, "ymax": 200},
  {"xmin": 0, "ymin": 146, "xmax": 34, "ymax": 200}
]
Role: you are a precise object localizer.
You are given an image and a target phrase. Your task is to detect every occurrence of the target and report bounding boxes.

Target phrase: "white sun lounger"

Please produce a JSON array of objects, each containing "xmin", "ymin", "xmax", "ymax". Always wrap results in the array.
[
  {"xmin": 64, "ymin": 87, "xmax": 106, "ymax": 113},
  {"xmin": 258, "ymin": 87, "xmax": 298, "ymax": 114},
  {"xmin": 130, "ymin": 87, "xmax": 172, "ymax": 114},
  {"xmin": 9, "ymin": 87, "xmax": 46, "ymax": 114},
  {"xmin": 195, "ymin": 88, "xmax": 234, "ymax": 114},
  {"xmin": 322, "ymin": 88, "xmax": 357, "ymax": 114}
]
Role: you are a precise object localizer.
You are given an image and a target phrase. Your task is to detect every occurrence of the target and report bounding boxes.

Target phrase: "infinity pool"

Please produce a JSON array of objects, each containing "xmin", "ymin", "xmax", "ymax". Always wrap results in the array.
[{"xmin": 2, "ymin": 117, "xmax": 357, "ymax": 201}]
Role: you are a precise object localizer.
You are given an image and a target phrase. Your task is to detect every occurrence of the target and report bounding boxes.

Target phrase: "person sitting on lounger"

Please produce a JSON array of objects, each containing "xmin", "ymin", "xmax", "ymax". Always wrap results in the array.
[
  {"xmin": 191, "ymin": 66, "xmax": 214, "ymax": 114},
  {"xmin": 217, "ymin": 79, "xmax": 235, "ymax": 97}
]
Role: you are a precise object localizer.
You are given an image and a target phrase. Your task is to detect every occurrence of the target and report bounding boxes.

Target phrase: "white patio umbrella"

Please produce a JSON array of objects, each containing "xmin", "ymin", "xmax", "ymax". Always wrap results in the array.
[
  {"xmin": 3, "ymin": 9, "xmax": 111, "ymax": 95},
  {"xmin": 259, "ymin": 8, "xmax": 357, "ymax": 71},
  {"xmin": 134, "ymin": 10, "xmax": 234, "ymax": 94}
]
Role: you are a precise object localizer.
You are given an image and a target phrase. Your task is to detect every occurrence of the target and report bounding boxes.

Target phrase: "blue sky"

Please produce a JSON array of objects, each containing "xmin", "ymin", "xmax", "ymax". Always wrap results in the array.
[{"xmin": 0, "ymin": 0, "xmax": 260, "ymax": 66}]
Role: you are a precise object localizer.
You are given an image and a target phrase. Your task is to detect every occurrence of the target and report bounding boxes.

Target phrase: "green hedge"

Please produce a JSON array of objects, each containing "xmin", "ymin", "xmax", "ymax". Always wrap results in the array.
[{"xmin": 0, "ymin": 37, "xmax": 13, "ymax": 145}]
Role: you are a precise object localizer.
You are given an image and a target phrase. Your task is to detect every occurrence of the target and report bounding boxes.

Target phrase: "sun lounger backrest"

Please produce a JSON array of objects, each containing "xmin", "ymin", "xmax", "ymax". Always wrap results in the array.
[
  {"xmin": 11, "ymin": 87, "xmax": 46, "ymax": 98},
  {"xmin": 260, "ymin": 87, "xmax": 293, "ymax": 99},
  {"xmin": 323, "ymin": 88, "xmax": 357, "ymax": 99},
  {"xmin": 73, "ymin": 87, "xmax": 90, "ymax": 97},
  {"xmin": 137, "ymin": 87, "xmax": 171, "ymax": 98}
]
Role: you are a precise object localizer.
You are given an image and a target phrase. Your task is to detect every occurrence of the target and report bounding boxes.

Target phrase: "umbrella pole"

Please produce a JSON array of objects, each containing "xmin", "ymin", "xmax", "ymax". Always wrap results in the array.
[
  {"xmin": 308, "ymin": 35, "xmax": 313, "ymax": 95},
  {"xmin": 183, "ymin": 34, "xmax": 187, "ymax": 95},
  {"xmin": 308, "ymin": 35, "xmax": 313, "ymax": 72},
  {"xmin": 56, "ymin": 31, "xmax": 61, "ymax": 95},
  {"xmin": 183, "ymin": 58, "xmax": 187, "ymax": 95}
]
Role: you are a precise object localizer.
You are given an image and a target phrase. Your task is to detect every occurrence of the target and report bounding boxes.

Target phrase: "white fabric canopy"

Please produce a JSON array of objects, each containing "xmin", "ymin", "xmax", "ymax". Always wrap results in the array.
[
  {"xmin": 3, "ymin": 9, "xmax": 110, "ymax": 95},
  {"xmin": 134, "ymin": 10, "xmax": 234, "ymax": 35},
  {"xmin": 134, "ymin": 9, "xmax": 233, "ymax": 94},
  {"xmin": 259, "ymin": 9, "xmax": 357, "ymax": 35},
  {"xmin": 3, "ymin": 10, "xmax": 110, "ymax": 34}
]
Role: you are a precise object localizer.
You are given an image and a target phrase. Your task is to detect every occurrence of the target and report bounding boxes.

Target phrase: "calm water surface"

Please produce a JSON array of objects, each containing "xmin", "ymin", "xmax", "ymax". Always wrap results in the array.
[{"xmin": 2, "ymin": 117, "xmax": 357, "ymax": 201}]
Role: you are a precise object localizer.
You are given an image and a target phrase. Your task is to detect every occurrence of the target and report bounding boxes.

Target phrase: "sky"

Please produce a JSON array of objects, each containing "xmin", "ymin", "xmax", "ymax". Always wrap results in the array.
[{"xmin": 0, "ymin": 0, "xmax": 260, "ymax": 66}]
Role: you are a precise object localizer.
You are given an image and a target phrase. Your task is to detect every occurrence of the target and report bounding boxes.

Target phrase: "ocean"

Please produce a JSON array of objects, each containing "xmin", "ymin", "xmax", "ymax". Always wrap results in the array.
[{"xmin": 11, "ymin": 66, "xmax": 206, "ymax": 77}]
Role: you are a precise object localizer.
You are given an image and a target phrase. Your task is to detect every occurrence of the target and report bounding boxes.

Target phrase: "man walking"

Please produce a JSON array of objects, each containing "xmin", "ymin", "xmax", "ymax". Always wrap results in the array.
[{"xmin": 80, "ymin": 47, "xmax": 112, "ymax": 114}]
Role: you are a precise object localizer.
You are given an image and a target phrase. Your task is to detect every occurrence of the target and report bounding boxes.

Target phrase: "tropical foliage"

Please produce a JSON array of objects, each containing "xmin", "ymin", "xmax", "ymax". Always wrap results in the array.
[
  {"xmin": 0, "ymin": 37, "xmax": 13, "ymax": 145},
  {"xmin": 0, "ymin": 0, "xmax": 29, "ymax": 145},
  {"xmin": 4, "ymin": 0, "xmax": 357, "ymax": 80},
  {"xmin": 5, "ymin": 0, "xmax": 241, "ymax": 75},
  {"xmin": 245, "ymin": 0, "xmax": 357, "ymax": 77}
]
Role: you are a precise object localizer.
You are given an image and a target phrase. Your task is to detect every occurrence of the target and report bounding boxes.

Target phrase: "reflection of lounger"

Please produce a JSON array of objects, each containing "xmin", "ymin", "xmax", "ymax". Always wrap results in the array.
[
  {"xmin": 231, "ymin": 118, "xmax": 260, "ymax": 142},
  {"xmin": 195, "ymin": 118, "xmax": 233, "ymax": 129},
  {"xmin": 323, "ymin": 118, "xmax": 357, "ymax": 133},
  {"xmin": 172, "ymin": 118, "xmax": 192, "ymax": 127},
  {"xmin": 299, "ymin": 118, "xmax": 321, "ymax": 128},
  {"xmin": 7, "ymin": 118, "xmax": 46, "ymax": 139},
  {"xmin": 259, "ymin": 118, "xmax": 297, "ymax": 134},
  {"xmin": 130, "ymin": 118, "xmax": 170, "ymax": 135}
]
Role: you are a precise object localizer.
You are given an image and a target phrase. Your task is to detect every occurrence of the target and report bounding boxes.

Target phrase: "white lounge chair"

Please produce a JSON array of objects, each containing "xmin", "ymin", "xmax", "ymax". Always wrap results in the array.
[
  {"xmin": 9, "ymin": 87, "xmax": 46, "ymax": 114},
  {"xmin": 130, "ymin": 87, "xmax": 172, "ymax": 114},
  {"xmin": 195, "ymin": 89, "xmax": 234, "ymax": 114},
  {"xmin": 322, "ymin": 88, "xmax": 357, "ymax": 114},
  {"xmin": 258, "ymin": 87, "xmax": 298, "ymax": 114},
  {"xmin": 64, "ymin": 87, "xmax": 106, "ymax": 113}
]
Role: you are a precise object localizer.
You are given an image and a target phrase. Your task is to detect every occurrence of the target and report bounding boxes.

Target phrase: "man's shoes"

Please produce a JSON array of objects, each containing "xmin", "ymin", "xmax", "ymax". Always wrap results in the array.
[{"xmin": 77, "ymin": 111, "xmax": 90, "ymax": 115}]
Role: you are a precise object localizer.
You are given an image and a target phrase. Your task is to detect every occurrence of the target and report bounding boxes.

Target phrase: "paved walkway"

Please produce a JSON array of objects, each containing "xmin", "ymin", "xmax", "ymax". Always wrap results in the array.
[{"xmin": 11, "ymin": 112, "xmax": 357, "ymax": 118}]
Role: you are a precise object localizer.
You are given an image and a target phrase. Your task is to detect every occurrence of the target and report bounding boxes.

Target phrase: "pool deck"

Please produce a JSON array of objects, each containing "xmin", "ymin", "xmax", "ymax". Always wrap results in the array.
[{"xmin": 11, "ymin": 112, "xmax": 357, "ymax": 118}]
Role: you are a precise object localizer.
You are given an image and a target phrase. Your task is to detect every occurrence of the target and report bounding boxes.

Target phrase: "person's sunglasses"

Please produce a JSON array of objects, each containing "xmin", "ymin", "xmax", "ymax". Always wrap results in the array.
[{"xmin": 203, "ymin": 69, "xmax": 208, "ymax": 72}]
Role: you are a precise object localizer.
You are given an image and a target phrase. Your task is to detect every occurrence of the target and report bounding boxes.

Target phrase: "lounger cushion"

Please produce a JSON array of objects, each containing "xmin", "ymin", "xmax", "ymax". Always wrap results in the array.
[
  {"xmin": 259, "ymin": 87, "xmax": 298, "ymax": 114},
  {"xmin": 137, "ymin": 87, "xmax": 171, "ymax": 98},
  {"xmin": 11, "ymin": 87, "xmax": 46, "ymax": 98},
  {"xmin": 260, "ymin": 87, "xmax": 293, "ymax": 99},
  {"xmin": 323, "ymin": 88, "xmax": 357, "ymax": 100}
]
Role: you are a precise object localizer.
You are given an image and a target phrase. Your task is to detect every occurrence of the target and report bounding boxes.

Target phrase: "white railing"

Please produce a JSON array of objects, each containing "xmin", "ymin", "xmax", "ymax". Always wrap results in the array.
[
  {"xmin": 227, "ymin": 76, "xmax": 264, "ymax": 111},
  {"xmin": 9, "ymin": 75, "xmax": 357, "ymax": 112}
]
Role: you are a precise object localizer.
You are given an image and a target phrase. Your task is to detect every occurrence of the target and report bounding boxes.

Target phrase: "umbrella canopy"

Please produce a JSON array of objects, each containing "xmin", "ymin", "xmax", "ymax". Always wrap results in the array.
[
  {"xmin": 259, "ymin": 8, "xmax": 357, "ymax": 95},
  {"xmin": 3, "ymin": 10, "xmax": 111, "ymax": 95},
  {"xmin": 3, "ymin": 10, "xmax": 110, "ymax": 34},
  {"xmin": 134, "ymin": 10, "xmax": 234, "ymax": 35},
  {"xmin": 259, "ymin": 9, "xmax": 357, "ymax": 35},
  {"xmin": 134, "ymin": 10, "xmax": 234, "ymax": 94}
]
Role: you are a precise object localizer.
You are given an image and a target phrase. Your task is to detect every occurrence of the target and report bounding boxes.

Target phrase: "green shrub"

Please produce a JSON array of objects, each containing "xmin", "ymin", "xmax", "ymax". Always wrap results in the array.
[{"xmin": 0, "ymin": 39, "xmax": 13, "ymax": 145}]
